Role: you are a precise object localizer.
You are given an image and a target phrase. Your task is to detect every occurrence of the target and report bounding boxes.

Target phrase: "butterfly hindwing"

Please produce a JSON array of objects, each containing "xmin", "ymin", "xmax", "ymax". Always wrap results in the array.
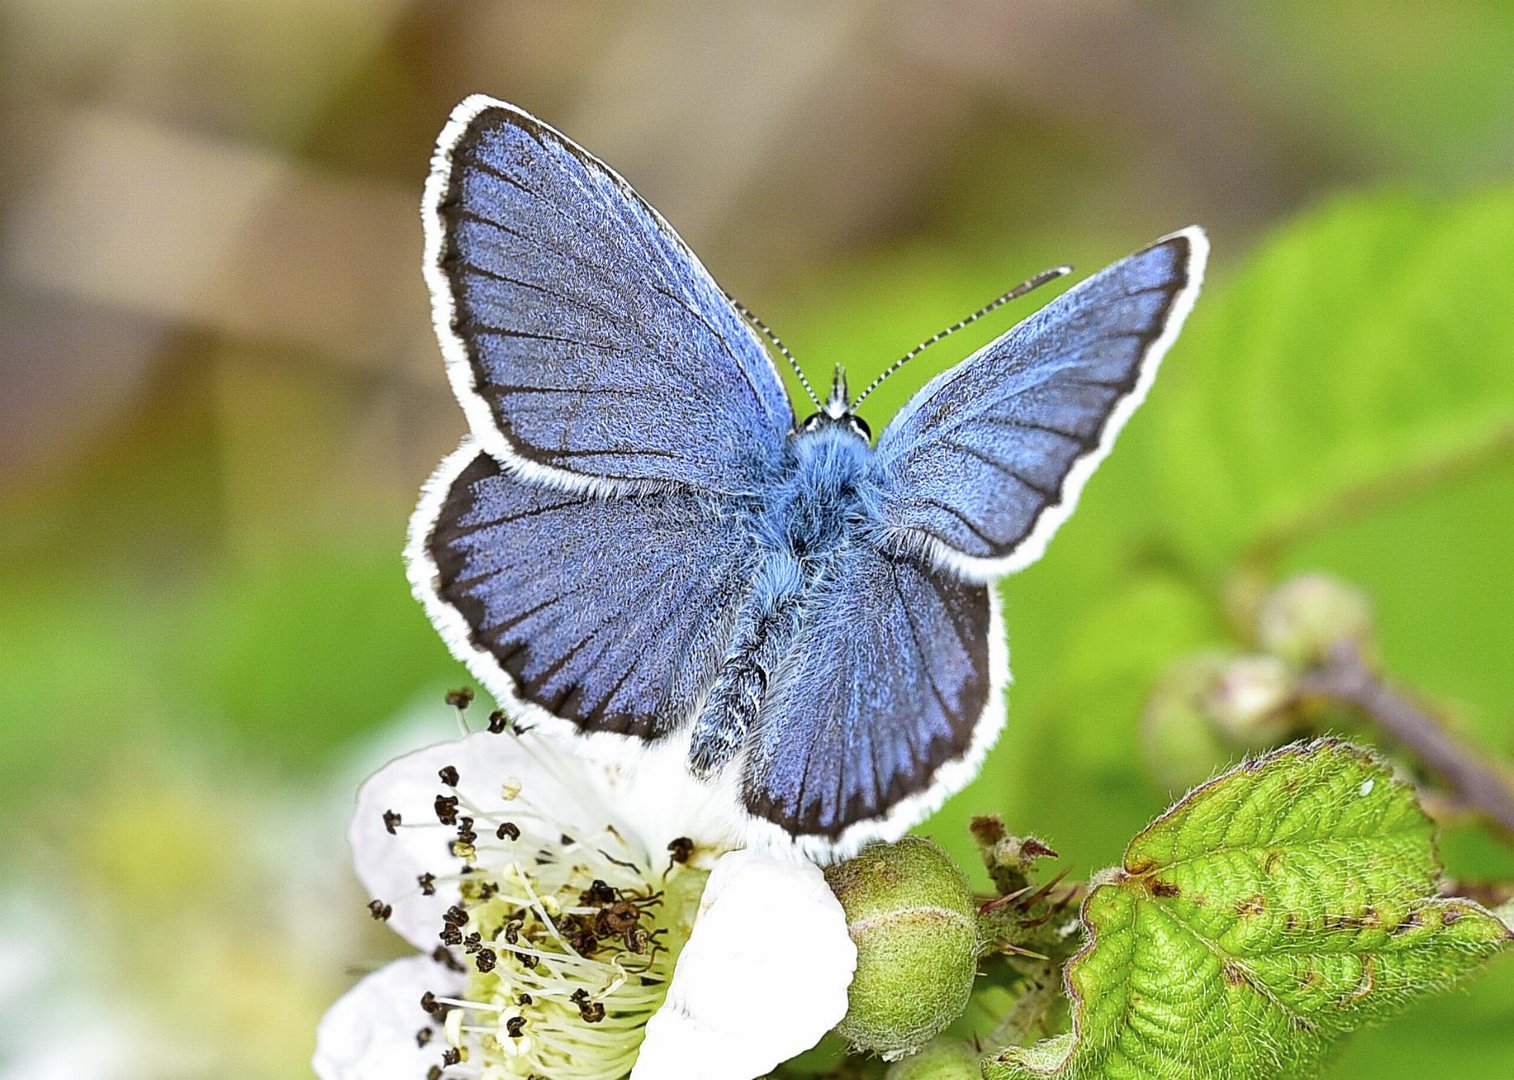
[
  {"xmin": 425, "ymin": 96, "xmax": 793, "ymax": 493},
  {"xmin": 874, "ymin": 229, "xmax": 1207, "ymax": 577},
  {"xmin": 741, "ymin": 542, "xmax": 999, "ymax": 850},
  {"xmin": 410, "ymin": 443, "xmax": 756, "ymax": 741}
]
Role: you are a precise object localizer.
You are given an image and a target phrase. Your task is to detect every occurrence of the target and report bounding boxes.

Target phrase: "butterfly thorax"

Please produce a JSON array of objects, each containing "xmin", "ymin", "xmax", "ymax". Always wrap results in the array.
[{"xmin": 768, "ymin": 423, "xmax": 879, "ymax": 561}]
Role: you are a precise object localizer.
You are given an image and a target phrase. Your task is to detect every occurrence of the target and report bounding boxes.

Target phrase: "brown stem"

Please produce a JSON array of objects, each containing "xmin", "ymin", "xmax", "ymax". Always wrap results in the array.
[
  {"xmin": 1440, "ymin": 879, "xmax": 1514, "ymax": 909},
  {"xmin": 1243, "ymin": 424, "xmax": 1514, "ymax": 579},
  {"xmin": 1299, "ymin": 640, "xmax": 1514, "ymax": 839}
]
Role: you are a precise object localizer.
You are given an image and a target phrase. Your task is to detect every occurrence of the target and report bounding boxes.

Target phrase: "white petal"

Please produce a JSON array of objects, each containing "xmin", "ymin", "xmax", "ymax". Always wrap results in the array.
[
  {"xmin": 632, "ymin": 849, "xmax": 857, "ymax": 1080},
  {"xmin": 313, "ymin": 955, "xmax": 460, "ymax": 1080},
  {"xmin": 350, "ymin": 729, "xmax": 740, "ymax": 948},
  {"xmin": 593, "ymin": 735, "xmax": 746, "ymax": 867},
  {"xmin": 350, "ymin": 729, "xmax": 595, "ymax": 948}
]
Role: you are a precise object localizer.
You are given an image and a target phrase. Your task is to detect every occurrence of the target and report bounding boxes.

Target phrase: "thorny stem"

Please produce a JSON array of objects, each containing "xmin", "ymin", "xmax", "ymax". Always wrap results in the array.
[
  {"xmin": 984, "ymin": 959, "xmax": 1063, "ymax": 1052},
  {"xmin": 1299, "ymin": 639, "xmax": 1514, "ymax": 840}
]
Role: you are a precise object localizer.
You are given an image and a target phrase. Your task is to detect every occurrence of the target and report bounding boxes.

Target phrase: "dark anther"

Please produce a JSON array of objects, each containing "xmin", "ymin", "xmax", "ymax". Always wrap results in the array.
[
  {"xmin": 475, "ymin": 948, "xmax": 497, "ymax": 973},
  {"xmin": 457, "ymin": 819, "xmax": 477, "ymax": 845},
  {"xmin": 442, "ymin": 1047, "xmax": 461, "ymax": 1066},
  {"xmin": 368, "ymin": 899, "xmax": 393, "ymax": 921},
  {"xmin": 438, "ymin": 765, "xmax": 460, "ymax": 787},
  {"xmin": 427, "ymin": 1067, "xmax": 442, "ymax": 1080},
  {"xmin": 667, "ymin": 837, "xmax": 694, "ymax": 864},
  {"xmin": 415, "ymin": 1027, "xmax": 433, "ymax": 1047},
  {"xmin": 443, "ymin": 904, "xmax": 468, "ymax": 926},
  {"xmin": 439, "ymin": 925, "xmax": 463, "ymax": 946},
  {"xmin": 463, "ymin": 931, "xmax": 482, "ymax": 954},
  {"xmin": 434, "ymin": 795, "xmax": 460, "ymax": 825},
  {"xmin": 420, "ymin": 990, "xmax": 442, "ymax": 1016},
  {"xmin": 503, "ymin": 919, "xmax": 522, "ymax": 944},
  {"xmin": 582, "ymin": 879, "xmax": 617, "ymax": 905},
  {"xmin": 445, "ymin": 687, "xmax": 474, "ymax": 709},
  {"xmin": 432, "ymin": 945, "xmax": 466, "ymax": 973},
  {"xmin": 478, "ymin": 881, "xmax": 499, "ymax": 900},
  {"xmin": 519, "ymin": 951, "xmax": 539, "ymax": 969},
  {"xmin": 418, "ymin": 872, "xmax": 437, "ymax": 896},
  {"xmin": 497, "ymin": 821, "xmax": 521, "ymax": 841},
  {"xmin": 487, "ymin": 709, "xmax": 509, "ymax": 734},
  {"xmin": 571, "ymin": 989, "xmax": 606, "ymax": 1023},
  {"xmin": 560, "ymin": 833, "xmax": 575, "ymax": 846},
  {"xmin": 383, "ymin": 809, "xmax": 402, "ymax": 835},
  {"xmin": 518, "ymin": 992, "xmax": 533, "ymax": 1006},
  {"xmin": 505, "ymin": 1015, "xmax": 527, "ymax": 1039},
  {"xmin": 600, "ymin": 900, "xmax": 641, "ymax": 936}
]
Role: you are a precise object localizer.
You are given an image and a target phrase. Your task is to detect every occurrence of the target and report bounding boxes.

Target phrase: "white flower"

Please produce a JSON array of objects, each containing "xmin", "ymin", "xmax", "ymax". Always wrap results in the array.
[{"xmin": 314, "ymin": 725, "xmax": 857, "ymax": 1080}]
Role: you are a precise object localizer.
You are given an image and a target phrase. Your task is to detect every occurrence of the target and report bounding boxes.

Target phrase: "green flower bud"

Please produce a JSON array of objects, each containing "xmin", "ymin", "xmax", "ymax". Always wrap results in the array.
[
  {"xmin": 1257, "ymin": 573, "xmax": 1374, "ymax": 667},
  {"xmin": 1144, "ymin": 650, "xmax": 1303, "ymax": 788},
  {"xmin": 1141, "ymin": 651, "xmax": 1236, "ymax": 791},
  {"xmin": 825, "ymin": 837, "xmax": 979, "ymax": 1061},
  {"xmin": 884, "ymin": 1038, "xmax": 981, "ymax": 1080},
  {"xmin": 1206, "ymin": 653, "xmax": 1298, "ymax": 749}
]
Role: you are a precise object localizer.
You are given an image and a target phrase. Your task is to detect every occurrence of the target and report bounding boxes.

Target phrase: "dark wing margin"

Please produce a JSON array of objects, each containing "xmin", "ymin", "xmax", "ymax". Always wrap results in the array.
[
  {"xmin": 407, "ymin": 441, "xmax": 754, "ymax": 741},
  {"xmin": 739, "ymin": 544, "xmax": 1003, "ymax": 857},
  {"xmin": 874, "ymin": 228, "xmax": 1207, "ymax": 579},
  {"xmin": 423, "ymin": 95, "xmax": 794, "ymax": 494}
]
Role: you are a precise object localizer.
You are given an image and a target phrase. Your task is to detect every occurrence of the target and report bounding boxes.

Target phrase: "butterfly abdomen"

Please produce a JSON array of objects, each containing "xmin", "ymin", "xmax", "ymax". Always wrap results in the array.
[{"xmin": 687, "ymin": 554, "xmax": 806, "ymax": 779}]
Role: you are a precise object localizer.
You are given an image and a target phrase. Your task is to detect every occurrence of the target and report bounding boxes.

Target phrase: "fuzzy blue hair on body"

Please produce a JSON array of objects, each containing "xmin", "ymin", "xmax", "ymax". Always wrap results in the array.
[
  {"xmin": 690, "ymin": 369, "xmax": 886, "ymax": 780},
  {"xmin": 407, "ymin": 95, "xmax": 1208, "ymax": 858}
]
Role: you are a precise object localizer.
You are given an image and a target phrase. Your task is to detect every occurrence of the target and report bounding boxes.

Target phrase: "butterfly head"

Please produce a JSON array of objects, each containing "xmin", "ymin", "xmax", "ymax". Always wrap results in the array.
[{"xmin": 796, "ymin": 365, "xmax": 871, "ymax": 442}]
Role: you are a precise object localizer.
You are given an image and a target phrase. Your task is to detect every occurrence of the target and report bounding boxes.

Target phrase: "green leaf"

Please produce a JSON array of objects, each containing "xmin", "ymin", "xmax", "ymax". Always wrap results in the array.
[
  {"xmin": 984, "ymin": 739, "xmax": 1511, "ymax": 1080},
  {"xmin": 1144, "ymin": 186, "xmax": 1514, "ymax": 570}
]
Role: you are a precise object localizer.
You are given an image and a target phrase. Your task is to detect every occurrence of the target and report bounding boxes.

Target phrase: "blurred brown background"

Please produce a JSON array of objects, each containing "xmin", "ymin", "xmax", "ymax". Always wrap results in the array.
[{"xmin": 12, "ymin": 2, "xmax": 1511, "ymax": 531}]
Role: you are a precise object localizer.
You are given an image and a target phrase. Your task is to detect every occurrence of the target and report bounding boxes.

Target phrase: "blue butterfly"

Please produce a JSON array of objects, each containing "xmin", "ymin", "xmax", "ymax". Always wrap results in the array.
[{"xmin": 407, "ymin": 95, "xmax": 1207, "ymax": 857}]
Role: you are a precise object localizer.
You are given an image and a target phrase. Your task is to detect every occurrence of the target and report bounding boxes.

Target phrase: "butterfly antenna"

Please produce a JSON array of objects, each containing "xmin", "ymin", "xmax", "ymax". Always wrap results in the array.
[
  {"xmin": 730, "ymin": 297, "xmax": 821, "ymax": 410},
  {"xmin": 850, "ymin": 264, "xmax": 1073, "ymax": 410}
]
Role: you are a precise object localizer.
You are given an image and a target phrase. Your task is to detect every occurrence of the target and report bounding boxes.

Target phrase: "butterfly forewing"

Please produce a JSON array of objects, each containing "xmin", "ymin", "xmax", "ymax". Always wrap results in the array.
[
  {"xmin": 874, "ymin": 229, "xmax": 1207, "ymax": 578},
  {"xmin": 425, "ymin": 96, "xmax": 793, "ymax": 493}
]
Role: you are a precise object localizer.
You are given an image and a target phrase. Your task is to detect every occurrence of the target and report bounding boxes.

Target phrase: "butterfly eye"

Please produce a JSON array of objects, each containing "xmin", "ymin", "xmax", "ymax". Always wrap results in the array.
[{"xmin": 849, "ymin": 415, "xmax": 872, "ymax": 441}]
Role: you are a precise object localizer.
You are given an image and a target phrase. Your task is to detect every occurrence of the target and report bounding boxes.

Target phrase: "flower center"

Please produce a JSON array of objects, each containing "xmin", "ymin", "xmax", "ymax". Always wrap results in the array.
[{"xmin": 412, "ymin": 757, "xmax": 709, "ymax": 1079}]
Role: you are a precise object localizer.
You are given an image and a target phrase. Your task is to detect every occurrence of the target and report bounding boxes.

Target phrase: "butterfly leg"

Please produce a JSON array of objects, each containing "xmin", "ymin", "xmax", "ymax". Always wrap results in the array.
[{"xmin": 688, "ymin": 556, "xmax": 805, "ymax": 780}]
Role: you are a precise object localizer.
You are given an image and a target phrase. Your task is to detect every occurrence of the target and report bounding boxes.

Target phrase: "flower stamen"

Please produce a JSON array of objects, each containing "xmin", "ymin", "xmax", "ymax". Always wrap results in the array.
[{"xmin": 389, "ymin": 738, "xmax": 707, "ymax": 1080}]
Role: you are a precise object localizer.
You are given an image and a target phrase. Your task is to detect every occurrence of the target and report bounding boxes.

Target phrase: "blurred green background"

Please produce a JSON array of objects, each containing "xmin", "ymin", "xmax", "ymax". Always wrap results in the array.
[{"xmin": 2, "ymin": 2, "xmax": 1512, "ymax": 1076}]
